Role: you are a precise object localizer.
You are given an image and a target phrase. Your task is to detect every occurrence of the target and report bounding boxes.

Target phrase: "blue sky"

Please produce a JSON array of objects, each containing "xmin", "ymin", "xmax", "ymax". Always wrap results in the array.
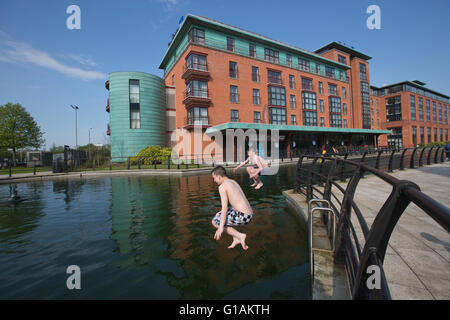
[{"xmin": 0, "ymin": 0, "xmax": 449, "ymax": 149}]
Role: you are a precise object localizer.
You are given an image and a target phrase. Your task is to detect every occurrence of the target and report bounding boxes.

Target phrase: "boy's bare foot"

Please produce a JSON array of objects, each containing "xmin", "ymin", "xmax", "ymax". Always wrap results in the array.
[
  {"xmin": 228, "ymin": 237, "xmax": 240, "ymax": 249},
  {"xmin": 254, "ymin": 182, "xmax": 263, "ymax": 190},
  {"xmin": 250, "ymin": 182, "xmax": 257, "ymax": 187},
  {"xmin": 240, "ymin": 233, "xmax": 248, "ymax": 250}
]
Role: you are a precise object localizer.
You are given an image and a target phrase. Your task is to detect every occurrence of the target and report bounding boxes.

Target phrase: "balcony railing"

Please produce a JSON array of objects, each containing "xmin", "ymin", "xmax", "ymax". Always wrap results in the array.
[
  {"xmin": 185, "ymin": 62, "xmax": 208, "ymax": 72},
  {"xmin": 184, "ymin": 89, "xmax": 209, "ymax": 99},
  {"xmin": 268, "ymin": 76, "xmax": 283, "ymax": 85},
  {"xmin": 105, "ymin": 80, "xmax": 109, "ymax": 90},
  {"xmin": 185, "ymin": 116, "xmax": 210, "ymax": 126},
  {"xmin": 302, "ymin": 84, "xmax": 314, "ymax": 91},
  {"xmin": 107, "ymin": 123, "xmax": 110, "ymax": 136},
  {"xmin": 106, "ymin": 99, "xmax": 110, "ymax": 112}
]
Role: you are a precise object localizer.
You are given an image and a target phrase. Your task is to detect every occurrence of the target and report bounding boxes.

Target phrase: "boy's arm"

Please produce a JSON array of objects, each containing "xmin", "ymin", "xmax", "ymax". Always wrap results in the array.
[
  {"xmin": 214, "ymin": 185, "xmax": 228, "ymax": 241},
  {"xmin": 234, "ymin": 157, "xmax": 249, "ymax": 171}
]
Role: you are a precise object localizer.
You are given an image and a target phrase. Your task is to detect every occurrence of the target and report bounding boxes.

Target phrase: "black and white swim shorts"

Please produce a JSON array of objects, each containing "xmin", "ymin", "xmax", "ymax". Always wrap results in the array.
[{"xmin": 212, "ymin": 208, "xmax": 254, "ymax": 227}]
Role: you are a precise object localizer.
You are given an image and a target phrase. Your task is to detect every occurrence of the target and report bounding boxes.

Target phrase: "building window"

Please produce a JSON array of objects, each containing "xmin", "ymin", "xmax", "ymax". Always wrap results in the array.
[
  {"xmin": 231, "ymin": 109, "xmax": 239, "ymax": 122},
  {"xmin": 186, "ymin": 53, "xmax": 207, "ymax": 71},
  {"xmin": 188, "ymin": 28, "xmax": 205, "ymax": 44},
  {"xmin": 268, "ymin": 86, "xmax": 286, "ymax": 106},
  {"xmin": 362, "ymin": 103, "xmax": 371, "ymax": 129},
  {"xmin": 410, "ymin": 95, "xmax": 416, "ymax": 120},
  {"xmin": 418, "ymin": 97, "xmax": 424, "ymax": 122},
  {"xmin": 298, "ymin": 57, "xmax": 310, "ymax": 71},
  {"xmin": 343, "ymin": 103, "xmax": 347, "ymax": 115},
  {"xmin": 186, "ymin": 79, "xmax": 208, "ymax": 98},
  {"xmin": 329, "ymin": 96, "xmax": 341, "ymax": 113},
  {"xmin": 320, "ymin": 117, "xmax": 325, "ymax": 127},
  {"xmin": 319, "ymin": 100, "xmax": 324, "ymax": 113},
  {"xmin": 386, "ymin": 96, "xmax": 402, "ymax": 122},
  {"xmin": 420, "ymin": 127, "xmax": 424, "ymax": 145},
  {"xmin": 338, "ymin": 55, "xmax": 347, "ymax": 65},
  {"xmin": 426, "ymin": 100, "xmax": 431, "ymax": 122},
  {"xmin": 290, "ymin": 95, "xmax": 296, "ymax": 109},
  {"xmin": 129, "ymin": 79, "xmax": 140, "ymax": 129},
  {"xmin": 269, "ymin": 107, "xmax": 286, "ymax": 125},
  {"xmin": 343, "ymin": 119, "xmax": 347, "ymax": 128},
  {"xmin": 360, "ymin": 63, "xmax": 367, "ymax": 80},
  {"xmin": 427, "ymin": 127, "xmax": 431, "ymax": 143},
  {"xmin": 254, "ymin": 111, "xmax": 261, "ymax": 123},
  {"xmin": 286, "ymin": 54, "xmax": 292, "ymax": 67},
  {"xmin": 303, "ymin": 111, "xmax": 317, "ymax": 126},
  {"xmin": 445, "ymin": 104, "xmax": 448, "ymax": 124},
  {"xmin": 342, "ymin": 87, "xmax": 346, "ymax": 99},
  {"xmin": 328, "ymin": 83, "xmax": 337, "ymax": 96},
  {"xmin": 414, "ymin": 126, "xmax": 420, "ymax": 144},
  {"xmin": 227, "ymin": 37, "xmax": 235, "ymax": 52},
  {"xmin": 249, "ymin": 43, "xmax": 256, "ymax": 57},
  {"xmin": 230, "ymin": 85, "xmax": 239, "ymax": 103},
  {"xmin": 388, "ymin": 128, "xmax": 403, "ymax": 149},
  {"xmin": 229, "ymin": 61, "xmax": 238, "ymax": 78},
  {"xmin": 253, "ymin": 89, "xmax": 260, "ymax": 105},
  {"xmin": 434, "ymin": 128, "xmax": 438, "ymax": 142},
  {"xmin": 289, "ymin": 75, "xmax": 295, "ymax": 89},
  {"xmin": 361, "ymin": 81, "xmax": 370, "ymax": 93},
  {"xmin": 440, "ymin": 128, "xmax": 443, "ymax": 142},
  {"xmin": 171, "ymin": 75, "xmax": 175, "ymax": 86},
  {"xmin": 330, "ymin": 114, "xmax": 342, "ymax": 128},
  {"xmin": 318, "ymin": 82, "xmax": 323, "ymax": 94},
  {"xmin": 446, "ymin": 128, "xmax": 449, "ymax": 141},
  {"xmin": 302, "ymin": 92, "xmax": 317, "ymax": 110},
  {"xmin": 432, "ymin": 101, "xmax": 437, "ymax": 122},
  {"xmin": 252, "ymin": 66, "xmax": 260, "ymax": 82},
  {"xmin": 268, "ymin": 70, "xmax": 282, "ymax": 84},
  {"xmin": 264, "ymin": 48, "xmax": 279, "ymax": 63},
  {"xmin": 438, "ymin": 103, "xmax": 442, "ymax": 124},
  {"xmin": 187, "ymin": 107, "xmax": 208, "ymax": 126},
  {"xmin": 302, "ymin": 77, "xmax": 313, "ymax": 91},
  {"xmin": 325, "ymin": 65, "xmax": 334, "ymax": 78},
  {"xmin": 315, "ymin": 63, "xmax": 321, "ymax": 74},
  {"xmin": 291, "ymin": 115, "xmax": 297, "ymax": 125}
]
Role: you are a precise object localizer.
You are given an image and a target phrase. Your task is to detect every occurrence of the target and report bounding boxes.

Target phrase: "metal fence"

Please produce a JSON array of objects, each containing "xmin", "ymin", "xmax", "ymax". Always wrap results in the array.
[{"xmin": 293, "ymin": 147, "xmax": 450, "ymax": 299}]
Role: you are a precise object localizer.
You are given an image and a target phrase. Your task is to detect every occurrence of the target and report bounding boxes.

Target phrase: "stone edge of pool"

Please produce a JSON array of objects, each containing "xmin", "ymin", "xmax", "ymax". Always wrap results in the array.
[{"xmin": 283, "ymin": 189, "xmax": 351, "ymax": 300}]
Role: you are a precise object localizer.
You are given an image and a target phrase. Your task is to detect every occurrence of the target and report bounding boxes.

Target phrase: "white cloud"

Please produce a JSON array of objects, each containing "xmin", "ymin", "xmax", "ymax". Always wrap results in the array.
[
  {"xmin": 69, "ymin": 54, "xmax": 98, "ymax": 67},
  {"xmin": 0, "ymin": 33, "xmax": 106, "ymax": 81}
]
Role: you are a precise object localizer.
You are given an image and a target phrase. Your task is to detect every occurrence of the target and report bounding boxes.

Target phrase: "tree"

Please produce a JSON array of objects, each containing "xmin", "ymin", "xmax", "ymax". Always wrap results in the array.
[{"xmin": 0, "ymin": 102, "xmax": 45, "ymax": 164}]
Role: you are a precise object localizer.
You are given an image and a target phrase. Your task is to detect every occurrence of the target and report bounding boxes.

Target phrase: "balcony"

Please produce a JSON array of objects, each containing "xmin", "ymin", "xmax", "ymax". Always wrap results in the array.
[
  {"xmin": 184, "ymin": 116, "xmax": 210, "ymax": 128},
  {"xmin": 268, "ymin": 76, "xmax": 283, "ymax": 86},
  {"xmin": 302, "ymin": 84, "xmax": 314, "ymax": 92},
  {"xmin": 105, "ymin": 80, "xmax": 109, "ymax": 90},
  {"xmin": 182, "ymin": 62, "xmax": 210, "ymax": 81},
  {"xmin": 107, "ymin": 123, "xmax": 110, "ymax": 136},
  {"xmin": 106, "ymin": 99, "xmax": 110, "ymax": 112},
  {"xmin": 182, "ymin": 89, "xmax": 211, "ymax": 106}
]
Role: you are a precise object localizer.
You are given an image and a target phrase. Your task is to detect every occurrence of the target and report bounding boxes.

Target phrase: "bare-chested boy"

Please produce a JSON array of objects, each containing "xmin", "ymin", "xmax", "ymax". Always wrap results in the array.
[
  {"xmin": 233, "ymin": 148, "xmax": 269, "ymax": 189},
  {"xmin": 211, "ymin": 166, "xmax": 254, "ymax": 250}
]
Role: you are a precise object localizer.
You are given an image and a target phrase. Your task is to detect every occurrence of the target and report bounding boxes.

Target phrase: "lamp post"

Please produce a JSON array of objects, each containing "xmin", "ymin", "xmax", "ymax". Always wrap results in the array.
[
  {"xmin": 88, "ymin": 128, "xmax": 93, "ymax": 160},
  {"xmin": 70, "ymin": 105, "xmax": 79, "ymax": 149}
]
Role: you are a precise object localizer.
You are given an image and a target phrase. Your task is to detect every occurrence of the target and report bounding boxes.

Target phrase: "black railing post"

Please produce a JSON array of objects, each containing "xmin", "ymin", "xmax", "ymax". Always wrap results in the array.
[
  {"xmin": 427, "ymin": 146, "xmax": 434, "ymax": 165},
  {"xmin": 352, "ymin": 180, "xmax": 420, "ymax": 299},
  {"xmin": 306, "ymin": 158, "xmax": 318, "ymax": 201},
  {"xmin": 409, "ymin": 147, "xmax": 418, "ymax": 169},
  {"xmin": 324, "ymin": 158, "xmax": 337, "ymax": 201},
  {"xmin": 168, "ymin": 155, "xmax": 171, "ymax": 170},
  {"xmin": 419, "ymin": 147, "xmax": 426, "ymax": 167},
  {"xmin": 400, "ymin": 148, "xmax": 408, "ymax": 170},
  {"xmin": 138, "ymin": 157, "xmax": 141, "ymax": 170},
  {"xmin": 441, "ymin": 147, "xmax": 445, "ymax": 163},
  {"xmin": 375, "ymin": 150, "xmax": 383, "ymax": 169},
  {"xmin": 434, "ymin": 146, "xmax": 441, "ymax": 163},
  {"xmin": 33, "ymin": 166, "xmax": 36, "ymax": 175},
  {"xmin": 93, "ymin": 158, "xmax": 96, "ymax": 171},
  {"xmin": 110, "ymin": 159, "xmax": 112, "ymax": 171},
  {"xmin": 197, "ymin": 155, "xmax": 200, "ymax": 168},
  {"xmin": 294, "ymin": 155, "xmax": 304, "ymax": 193},
  {"xmin": 335, "ymin": 165, "xmax": 363, "ymax": 264},
  {"xmin": 127, "ymin": 157, "xmax": 130, "ymax": 170},
  {"xmin": 340, "ymin": 153, "xmax": 349, "ymax": 182},
  {"xmin": 154, "ymin": 157, "xmax": 157, "ymax": 169}
]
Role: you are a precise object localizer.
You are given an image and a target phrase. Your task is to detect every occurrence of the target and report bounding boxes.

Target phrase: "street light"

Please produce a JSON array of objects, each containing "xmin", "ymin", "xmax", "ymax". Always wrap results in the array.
[
  {"xmin": 70, "ymin": 105, "xmax": 79, "ymax": 149},
  {"xmin": 88, "ymin": 128, "xmax": 93, "ymax": 159}
]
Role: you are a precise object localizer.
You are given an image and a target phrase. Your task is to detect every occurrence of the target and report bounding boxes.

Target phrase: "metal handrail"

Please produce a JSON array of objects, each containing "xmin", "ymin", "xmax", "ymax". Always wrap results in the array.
[{"xmin": 294, "ymin": 149, "xmax": 450, "ymax": 299}]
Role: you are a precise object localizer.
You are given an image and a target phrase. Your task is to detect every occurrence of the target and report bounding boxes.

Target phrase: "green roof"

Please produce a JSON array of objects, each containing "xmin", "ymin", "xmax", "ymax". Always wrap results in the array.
[
  {"xmin": 159, "ymin": 14, "xmax": 351, "ymax": 71},
  {"xmin": 205, "ymin": 122, "xmax": 391, "ymax": 135}
]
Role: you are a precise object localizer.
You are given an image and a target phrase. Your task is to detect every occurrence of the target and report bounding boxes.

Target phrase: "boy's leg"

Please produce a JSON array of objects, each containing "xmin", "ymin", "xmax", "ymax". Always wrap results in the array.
[
  {"xmin": 247, "ymin": 167, "xmax": 257, "ymax": 186},
  {"xmin": 224, "ymin": 226, "xmax": 248, "ymax": 250}
]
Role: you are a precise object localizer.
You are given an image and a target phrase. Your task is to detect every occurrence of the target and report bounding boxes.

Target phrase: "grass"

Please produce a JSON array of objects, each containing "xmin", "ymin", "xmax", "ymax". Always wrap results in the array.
[{"xmin": 0, "ymin": 166, "xmax": 52, "ymax": 175}]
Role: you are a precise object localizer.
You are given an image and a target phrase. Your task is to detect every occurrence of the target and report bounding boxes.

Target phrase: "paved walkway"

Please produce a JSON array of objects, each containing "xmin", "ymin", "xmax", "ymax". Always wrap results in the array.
[{"xmin": 338, "ymin": 163, "xmax": 450, "ymax": 299}]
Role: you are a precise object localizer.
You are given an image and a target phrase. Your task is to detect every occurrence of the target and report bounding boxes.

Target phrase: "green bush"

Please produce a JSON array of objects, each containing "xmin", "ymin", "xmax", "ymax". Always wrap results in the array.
[{"xmin": 130, "ymin": 146, "xmax": 173, "ymax": 165}]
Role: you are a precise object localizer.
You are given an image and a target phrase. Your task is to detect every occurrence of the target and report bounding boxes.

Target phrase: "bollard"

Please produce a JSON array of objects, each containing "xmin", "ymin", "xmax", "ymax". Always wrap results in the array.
[
  {"xmin": 388, "ymin": 150, "xmax": 395, "ymax": 172},
  {"xmin": 375, "ymin": 150, "xmax": 383, "ymax": 169},
  {"xmin": 138, "ymin": 157, "xmax": 141, "ymax": 170},
  {"xmin": 427, "ymin": 147, "xmax": 434, "ymax": 165},
  {"xmin": 418, "ymin": 147, "xmax": 426, "ymax": 167},
  {"xmin": 434, "ymin": 147, "xmax": 441, "ymax": 164},
  {"xmin": 33, "ymin": 166, "xmax": 36, "ymax": 175},
  {"xmin": 400, "ymin": 148, "xmax": 408, "ymax": 170},
  {"xmin": 127, "ymin": 157, "xmax": 130, "ymax": 170},
  {"xmin": 168, "ymin": 155, "xmax": 171, "ymax": 170},
  {"xmin": 410, "ymin": 147, "xmax": 418, "ymax": 169},
  {"xmin": 110, "ymin": 159, "xmax": 112, "ymax": 171},
  {"xmin": 9, "ymin": 163, "xmax": 11, "ymax": 177}
]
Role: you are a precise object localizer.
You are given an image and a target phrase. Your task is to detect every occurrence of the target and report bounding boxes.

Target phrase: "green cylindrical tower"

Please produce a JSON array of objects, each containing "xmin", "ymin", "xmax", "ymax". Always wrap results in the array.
[{"xmin": 108, "ymin": 72, "xmax": 166, "ymax": 162}]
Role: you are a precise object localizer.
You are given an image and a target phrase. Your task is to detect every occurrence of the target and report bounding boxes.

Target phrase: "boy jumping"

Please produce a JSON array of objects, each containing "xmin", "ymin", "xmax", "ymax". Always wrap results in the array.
[{"xmin": 211, "ymin": 166, "xmax": 254, "ymax": 250}]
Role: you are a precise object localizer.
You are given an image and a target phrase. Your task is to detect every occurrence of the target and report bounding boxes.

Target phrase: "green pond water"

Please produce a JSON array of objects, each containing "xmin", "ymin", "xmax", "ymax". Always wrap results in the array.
[{"xmin": 0, "ymin": 165, "xmax": 310, "ymax": 299}]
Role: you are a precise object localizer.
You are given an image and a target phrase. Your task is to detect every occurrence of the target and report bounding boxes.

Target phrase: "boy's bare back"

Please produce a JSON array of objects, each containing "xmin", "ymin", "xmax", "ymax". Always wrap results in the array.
[{"xmin": 219, "ymin": 179, "xmax": 253, "ymax": 215}]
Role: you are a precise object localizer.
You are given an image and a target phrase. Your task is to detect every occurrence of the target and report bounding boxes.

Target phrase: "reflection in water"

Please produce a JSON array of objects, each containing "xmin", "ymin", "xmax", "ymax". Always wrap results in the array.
[{"xmin": 0, "ymin": 166, "xmax": 309, "ymax": 299}]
